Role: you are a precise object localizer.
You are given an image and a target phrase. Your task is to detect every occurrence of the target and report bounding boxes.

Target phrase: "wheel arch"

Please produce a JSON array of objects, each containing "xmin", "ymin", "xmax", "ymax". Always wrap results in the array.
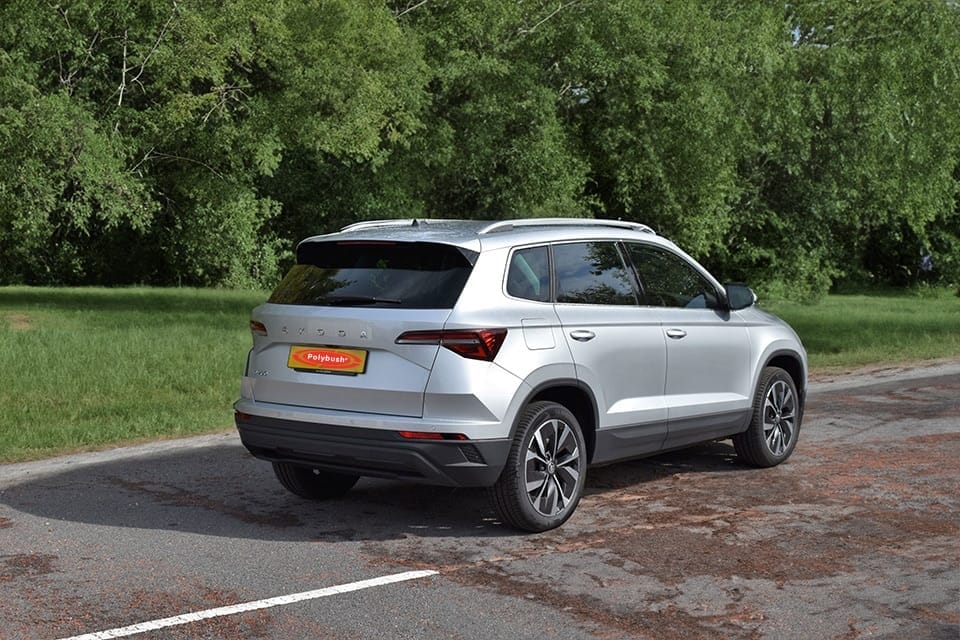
[
  {"xmin": 520, "ymin": 380, "xmax": 599, "ymax": 463},
  {"xmin": 764, "ymin": 351, "xmax": 805, "ymax": 388},
  {"xmin": 763, "ymin": 350, "xmax": 807, "ymax": 415}
]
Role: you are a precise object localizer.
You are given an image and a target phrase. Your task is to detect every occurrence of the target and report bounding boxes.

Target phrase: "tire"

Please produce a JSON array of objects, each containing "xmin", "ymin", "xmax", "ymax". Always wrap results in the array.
[
  {"xmin": 272, "ymin": 462, "xmax": 359, "ymax": 499},
  {"xmin": 733, "ymin": 366, "xmax": 802, "ymax": 467},
  {"xmin": 491, "ymin": 401, "xmax": 587, "ymax": 532}
]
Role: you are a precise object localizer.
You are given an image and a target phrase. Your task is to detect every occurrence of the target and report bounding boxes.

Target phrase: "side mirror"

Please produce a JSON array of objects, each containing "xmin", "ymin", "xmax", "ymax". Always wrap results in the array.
[{"xmin": 725, "ymin": 283, "xmax": 757, "ymax": 311}]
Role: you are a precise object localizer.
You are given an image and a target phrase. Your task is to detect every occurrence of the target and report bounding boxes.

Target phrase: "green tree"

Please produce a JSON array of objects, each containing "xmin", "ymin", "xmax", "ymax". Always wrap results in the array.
[
  {"xmin": 0, "ymin": 0, "xmax": 427, "ymax": 286},
  {"xmin": 1, "ymin": 0, "xmax": 957, "ymax": 295},
  {"xmin": 727, "ymin": 0, "xmax": 960, "ymax": 295},
  {"xmin": 540, "ymin": 1, "xmax": 785, "ymax": 256}
]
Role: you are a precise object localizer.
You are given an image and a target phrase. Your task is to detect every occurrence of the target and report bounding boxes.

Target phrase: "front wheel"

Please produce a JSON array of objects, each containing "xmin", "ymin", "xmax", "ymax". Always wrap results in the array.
[
  {"xmin": 272, "ymin": 462, "xmax": 359, "ymax": 499},
  {"xmin": 733, "ymin": 366, "xmax": 802, "ymax": 467},
  {"xmin": 491, "ymin": 401, "xmax": 587, "ymax": 532}
]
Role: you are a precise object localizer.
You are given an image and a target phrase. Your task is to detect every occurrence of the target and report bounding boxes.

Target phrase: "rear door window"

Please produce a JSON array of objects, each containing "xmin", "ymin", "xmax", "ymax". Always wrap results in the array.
[
  {"xmin": 553, "ymin": 242, "xmax": 638, "ymax": 306},
  {"xmin": 268, "ymin": 241, "xmax": 474, "ymax": 308}
]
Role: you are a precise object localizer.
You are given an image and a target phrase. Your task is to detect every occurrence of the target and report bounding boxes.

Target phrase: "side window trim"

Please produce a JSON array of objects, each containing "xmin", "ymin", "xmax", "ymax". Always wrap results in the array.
[
  {"xmin": 616, "ymin": 240, "xmax": 652, "ymax": 306},
  {"xmin": 615, "ymin": 241, "xmax": 644, "ymax": 304}
]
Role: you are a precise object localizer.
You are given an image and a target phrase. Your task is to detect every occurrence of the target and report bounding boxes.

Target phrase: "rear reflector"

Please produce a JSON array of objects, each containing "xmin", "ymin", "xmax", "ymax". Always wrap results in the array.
[
  {"xmin": 250, "ymin": 320, "xmax": 267, "ymax": 336},
  {"xmin": 395, "ymin": 328, "xmax": 507, "ymax": 361},
  {"xmin": 398, "ymin": 431, "xmax": 468, "ymax": 441}
]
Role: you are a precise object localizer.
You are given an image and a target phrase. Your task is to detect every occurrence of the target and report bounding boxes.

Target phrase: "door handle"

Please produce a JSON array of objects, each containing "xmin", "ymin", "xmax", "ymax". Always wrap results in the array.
[
  {"xmin": 569, "ymin": 330, "xmax": 596, "ymax": 342},
  {"xmin": 665, "ymin": 328, "xmax": 687, "ymax": 340}
]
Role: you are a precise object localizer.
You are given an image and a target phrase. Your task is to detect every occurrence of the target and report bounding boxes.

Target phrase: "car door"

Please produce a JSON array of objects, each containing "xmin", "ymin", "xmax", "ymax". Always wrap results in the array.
[
  {"xmin": 624, "ymin": 242, "xmax": 753, "ymax": 447},
  {"xmin": 551, "ymin": 241, "xmax": 669, "ymax": 462}
]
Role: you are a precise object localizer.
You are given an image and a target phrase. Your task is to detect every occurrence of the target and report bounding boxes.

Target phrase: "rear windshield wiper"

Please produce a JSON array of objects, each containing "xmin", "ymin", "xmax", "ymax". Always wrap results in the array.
[{"xmin": 325, "ymin": 294, "xmax": 403, "ymax": 306}]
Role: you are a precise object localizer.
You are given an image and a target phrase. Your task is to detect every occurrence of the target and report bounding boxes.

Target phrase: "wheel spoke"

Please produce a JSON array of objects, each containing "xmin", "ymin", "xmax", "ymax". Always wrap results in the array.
[
  {"xmin": 556, "ymin": 464, "xmax": 580, "ymax": 488},
  {"xmin": 766, "ymin": 425, "xmax": 783, "ymax": 455},
  {"xmin": 525, "ymin": 447, "xmax": 548, "ymax": 466},
  {"xmin": 525, "ymin": 468, "xmax": 548, "ymax": 494},
  {"xmin": 532, "ymin": 473, "xmax": 550, "ymax": 504},
  {"xmin": 556, "ymin": 448, "xmax": 579, "ymax": 468},
  {"xmin": 533, "ymin": 428, "xmax": 549, "ymax": 461},
  {"xmin": 552, "ymin": 476, "xmax": 570, "ymax": 510},
  {"xmin": 779, "ymin": 422, "xmax": 793, "ymax": 446},
  {"xmin": 541, "ymin": 475, "xmax": 559, "ymax": 514},
  {"xmin": 546, "ymin": 419, "xmax": 560, "ymax": 458},
  {"xmin": 775, "ymin": 382, "xmax": 787, "ymax": 409},
  {"xmin": 764, "ymin": 396, "xmax": 777, "ymax": 415},
  {"xmin": 557, "ymin": 423, "xmax": 575, "ymax": 452}
]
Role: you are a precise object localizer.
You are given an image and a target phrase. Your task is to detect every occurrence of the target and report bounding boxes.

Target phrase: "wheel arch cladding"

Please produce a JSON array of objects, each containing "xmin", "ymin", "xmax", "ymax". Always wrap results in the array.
[
  {"xmin": 765, "ymin": 352, "xmax": 806, "ymax": 401},
  {"xmin": 529, "ymin": 383, "xmax": 597, "ymax": 463}
]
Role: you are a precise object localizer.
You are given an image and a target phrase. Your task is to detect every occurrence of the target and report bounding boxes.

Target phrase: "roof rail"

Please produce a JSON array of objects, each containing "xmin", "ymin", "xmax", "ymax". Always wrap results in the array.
[
  {"xmin": 479, "ymin": 218, "xmax": 655, "ymax": 235},
  {"xmin": 339, "ymin": 219, "xmax": 456, "ymax": 232}
]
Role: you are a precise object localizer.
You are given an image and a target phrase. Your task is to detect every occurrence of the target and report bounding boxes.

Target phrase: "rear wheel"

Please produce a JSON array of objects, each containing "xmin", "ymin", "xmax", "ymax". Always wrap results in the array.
[
  {"xmin": 733, "ymin": 366, "xmax": 801, "ymax": 467},
  {"xmin": 491, "ymin": 401, "xmax": 587, "ymax": 532},
  {"xmin": 272, "ymin": 462, "xmax": 359, "ymax": 499}
]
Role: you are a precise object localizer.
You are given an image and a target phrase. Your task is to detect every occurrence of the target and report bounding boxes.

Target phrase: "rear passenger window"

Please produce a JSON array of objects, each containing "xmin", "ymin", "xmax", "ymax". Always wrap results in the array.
[
  {"xmin": 507, "ymin": 246, "xmax": 551, "ymax": 302},
  {"xmin": 553, "ymin": 242, "xmax": 637, "ymax": 306}
]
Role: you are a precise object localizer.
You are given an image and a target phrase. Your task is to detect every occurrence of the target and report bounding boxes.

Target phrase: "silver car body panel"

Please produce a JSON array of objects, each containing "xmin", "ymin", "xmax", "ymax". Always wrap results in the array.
[{"xmin": 245, "ymin": 305, "xmax": 451, "ymax": 418}]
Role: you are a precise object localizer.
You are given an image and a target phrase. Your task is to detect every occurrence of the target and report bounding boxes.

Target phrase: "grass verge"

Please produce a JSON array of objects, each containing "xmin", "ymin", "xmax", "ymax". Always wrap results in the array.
[
  {"xmin": 765, "ymin": 287, "xmax": 960, "ymax": 371},
  {"xmin": 1, "ymin": 286, "xmax": 957, "ymax": 462},
  {"xmin": 0, "ymin": 287, "xmax": 264, "ymax": 463}
]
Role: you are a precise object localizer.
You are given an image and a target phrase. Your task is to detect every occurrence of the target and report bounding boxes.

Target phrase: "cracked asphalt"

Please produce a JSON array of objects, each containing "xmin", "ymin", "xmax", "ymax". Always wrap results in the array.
[{"xmin": 1, "ymin": 361, "xmax": 958, "ymax": 639}]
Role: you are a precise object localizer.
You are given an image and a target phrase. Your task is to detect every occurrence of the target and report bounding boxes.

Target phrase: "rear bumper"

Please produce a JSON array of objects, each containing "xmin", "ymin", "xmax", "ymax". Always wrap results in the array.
[{"xmin": 235, "ymin": 413, "xmax": 510, "ymax": 487}]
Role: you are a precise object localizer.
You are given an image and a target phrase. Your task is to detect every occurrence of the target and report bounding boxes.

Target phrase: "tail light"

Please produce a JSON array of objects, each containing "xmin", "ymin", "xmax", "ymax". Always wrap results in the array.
[
  {"xmin": 395, "ymin": 328, "xmax": 508, "ymax": 361},
  {"xmin": 250, "ymin": 320, "xmax": 267, "ymax": 336}
]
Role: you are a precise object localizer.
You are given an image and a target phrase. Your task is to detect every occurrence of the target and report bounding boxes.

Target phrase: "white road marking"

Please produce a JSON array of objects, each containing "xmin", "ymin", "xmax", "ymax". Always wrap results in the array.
[{"xmin": 56, "ymin": 569, "xmax": 439, "ymax": 640}]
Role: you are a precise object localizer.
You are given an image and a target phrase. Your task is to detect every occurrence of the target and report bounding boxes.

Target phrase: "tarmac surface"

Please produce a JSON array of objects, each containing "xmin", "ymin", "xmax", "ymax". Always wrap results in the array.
[{"xmin": 1, "ymin": 361, "xmax": 958, "ymax": 639}]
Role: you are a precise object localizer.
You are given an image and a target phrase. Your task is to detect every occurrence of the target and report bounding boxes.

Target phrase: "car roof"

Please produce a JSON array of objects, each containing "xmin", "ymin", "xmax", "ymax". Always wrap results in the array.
[{"xmin": 298, "ymin": 218, "xmax": 668, "ymax": 252}]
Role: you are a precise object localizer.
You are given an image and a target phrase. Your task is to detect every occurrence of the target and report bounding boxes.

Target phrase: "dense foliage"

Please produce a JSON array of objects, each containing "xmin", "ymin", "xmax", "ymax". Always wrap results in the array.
[{"xmin": 1, "ymin": 0, "xmax": 957, "ymax": 296}]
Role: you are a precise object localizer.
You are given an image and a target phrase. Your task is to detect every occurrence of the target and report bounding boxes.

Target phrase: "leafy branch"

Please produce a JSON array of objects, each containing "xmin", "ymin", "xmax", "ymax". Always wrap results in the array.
[{"xmin": 116, "ymin": 1, "xmax": 179, "ymax": 106}]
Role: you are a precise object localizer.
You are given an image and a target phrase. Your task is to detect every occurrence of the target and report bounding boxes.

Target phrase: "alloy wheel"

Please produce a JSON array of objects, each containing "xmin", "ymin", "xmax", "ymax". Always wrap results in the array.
[
  {"xmin": 763, "ymin": 380, "xmax": 796, "ymax": 457},
  {"xmin": 524, "ymin": 418, "xmax": 582, "ymax": 517}
]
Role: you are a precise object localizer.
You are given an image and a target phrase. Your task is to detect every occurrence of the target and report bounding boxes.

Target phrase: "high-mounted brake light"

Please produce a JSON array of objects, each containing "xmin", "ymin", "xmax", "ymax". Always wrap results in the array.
[
  {"xmin": 250, "ymin": 320, "xmax": 267, "ymax": 336},
  {"xmin": 395, "ymin": 329, "xmax": 508, "ymax": 361}
]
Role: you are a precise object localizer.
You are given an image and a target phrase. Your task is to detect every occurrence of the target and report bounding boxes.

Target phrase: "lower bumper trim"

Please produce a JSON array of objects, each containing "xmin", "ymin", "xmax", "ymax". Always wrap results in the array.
[{"xmin": 235, "ymin": 413, "xmax": 510, "ymax": 488}]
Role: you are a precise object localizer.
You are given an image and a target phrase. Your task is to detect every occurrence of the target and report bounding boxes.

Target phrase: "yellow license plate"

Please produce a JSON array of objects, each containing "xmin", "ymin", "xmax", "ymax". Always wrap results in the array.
[{"xmin": 287, "ymin": 346, "xmax": 368, "ymax": 374}]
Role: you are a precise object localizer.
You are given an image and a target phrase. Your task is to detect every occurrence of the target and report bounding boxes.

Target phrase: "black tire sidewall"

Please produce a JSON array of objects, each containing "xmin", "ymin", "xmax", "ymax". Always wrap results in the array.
[
  {"xmin": 751, "ymin": 368, "xmax": 801, "ymax": 466},
  {"xmin": 497, "ymin": 401, "xmax": 587, "ymax": 532},
  {"xmin": 273, "ymin": 462, "xmax": 359, "ymax": 499}
]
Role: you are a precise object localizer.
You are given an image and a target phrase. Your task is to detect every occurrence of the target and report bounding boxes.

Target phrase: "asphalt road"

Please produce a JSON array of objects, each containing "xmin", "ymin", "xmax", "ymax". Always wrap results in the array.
[{"xmin": 1, "ymin": 362, "xmax": 958, "ymax": 639}]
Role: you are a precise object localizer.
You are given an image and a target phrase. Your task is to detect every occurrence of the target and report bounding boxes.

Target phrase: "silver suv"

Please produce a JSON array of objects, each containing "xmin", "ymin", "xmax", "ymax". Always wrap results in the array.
[{"xmin": 235, "ymin": 218, "xmax": 807, "ymax": 532}]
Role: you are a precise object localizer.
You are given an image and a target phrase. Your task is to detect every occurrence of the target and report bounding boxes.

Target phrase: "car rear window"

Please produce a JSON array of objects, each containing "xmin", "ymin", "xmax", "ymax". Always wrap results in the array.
[{"xmin": 268, "ymin": 241, "xmax": 475, "ymax": 308}]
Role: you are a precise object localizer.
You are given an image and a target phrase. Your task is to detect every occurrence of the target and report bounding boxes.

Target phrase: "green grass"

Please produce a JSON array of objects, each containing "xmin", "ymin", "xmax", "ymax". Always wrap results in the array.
[
  {"xmin": 765, "ymin": 287, "xmax": 960, "ymax": 370},
  {"xmin": 0, "ymin": 286, "xmax": 957, "ymax": 463},
  {"xmin": 0, "ymin": 287, "xmax": 266, "ymax": 462}
]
